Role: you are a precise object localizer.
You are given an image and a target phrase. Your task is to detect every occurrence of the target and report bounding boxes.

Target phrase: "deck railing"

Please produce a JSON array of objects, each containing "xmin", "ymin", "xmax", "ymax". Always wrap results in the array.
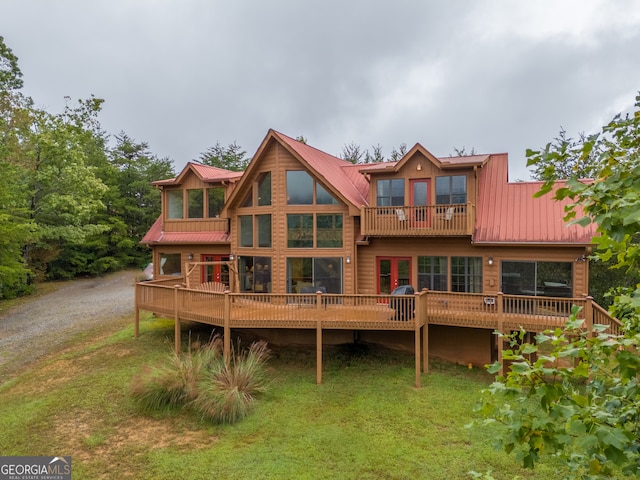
[
  {"xmin": 135, "ymin": 282, "xmax": 620, "ymax": 335},
  {"xmin": 592, "ymin": 302, "xmax": 623, "ymax": 336},
  {"xmin": 360, "ymin": 203, "xmax": 475, "ymax": 237}
]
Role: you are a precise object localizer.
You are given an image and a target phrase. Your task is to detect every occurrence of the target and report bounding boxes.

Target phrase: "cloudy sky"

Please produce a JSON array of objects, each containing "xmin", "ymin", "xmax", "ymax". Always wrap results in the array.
[{"xmin": 2, "ymin": 1, "xmax": 639, "ymax": 180}]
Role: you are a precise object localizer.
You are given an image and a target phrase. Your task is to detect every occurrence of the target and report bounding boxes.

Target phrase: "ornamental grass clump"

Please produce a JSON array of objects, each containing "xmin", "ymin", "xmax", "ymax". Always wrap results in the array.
[
  {"xmin": 192, "ymin": 340, "xmax": 270, "ymax": 424},
  {"xmin": 131, "ymin": 336, "xmax": 270, "ymax": 424},
  {"xmin": 131, "ymin": 337, "xmax": 223, "ymax": 411}
]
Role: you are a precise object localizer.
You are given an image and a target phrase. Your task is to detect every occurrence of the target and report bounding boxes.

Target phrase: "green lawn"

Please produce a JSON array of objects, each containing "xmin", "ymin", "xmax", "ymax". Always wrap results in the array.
[{"xmin": 0, "ymin": 314, "xmax": 564, "ymax": 480}]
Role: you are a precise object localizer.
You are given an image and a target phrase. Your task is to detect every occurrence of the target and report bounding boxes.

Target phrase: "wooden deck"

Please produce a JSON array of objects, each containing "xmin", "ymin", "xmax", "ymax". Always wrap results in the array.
[{"xmin": 134, "ymin": 280, "xmax": 621, "ymax": 387}]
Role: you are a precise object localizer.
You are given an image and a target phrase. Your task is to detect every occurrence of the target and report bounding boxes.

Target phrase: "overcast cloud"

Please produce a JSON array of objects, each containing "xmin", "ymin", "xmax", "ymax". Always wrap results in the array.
[{"xmin": 2, "ymin": 0, "xmax": 639, "ymax": 180}]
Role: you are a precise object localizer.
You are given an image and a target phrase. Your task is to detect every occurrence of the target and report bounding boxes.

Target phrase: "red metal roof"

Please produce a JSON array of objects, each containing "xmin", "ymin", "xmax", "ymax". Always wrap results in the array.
[
  {"xmin": 474, "ymin": 154, "xmax": 597, "ymax": 245},
  {"xmin": 142, "ymin": 131, "xmax": 597, "ymax": 248},
  {"xmin": 153, "ymin": 162, "xmax": 242, "ymax": 186},
  {"xmin": 189, "ymin": 163, "xmax": 243, "ymax": 181},
  {"xmin": 440, "ymin": 153, "xmax": 491, "ymax": 167},
  {"xmin": 359, "ymin": 146, "xmax": 490, "ymax": 174},
  {"xmin": 140, "ymin": 216, "xmax": 230, "ymax": 245},
  {"xmin": 274, "ymin": 131, "xmax": 370, "ymax": 208}
]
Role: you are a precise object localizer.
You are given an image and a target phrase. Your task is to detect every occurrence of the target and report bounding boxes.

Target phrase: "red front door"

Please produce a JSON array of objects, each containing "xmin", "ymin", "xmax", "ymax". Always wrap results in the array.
[
  {"xmin": 377, "ymin": 257, "xmax": 412, "ymax": 294},
  {"xmin": 201, "ymin": 254, "xmax": 230, "ymax": 285}
]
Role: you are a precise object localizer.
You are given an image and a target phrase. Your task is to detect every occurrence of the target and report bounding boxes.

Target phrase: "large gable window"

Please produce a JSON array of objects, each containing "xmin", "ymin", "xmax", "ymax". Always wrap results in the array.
[
  {"xmin": 239, "ymin": 214, "xmax": 272, "ymax": 248},
  {"xmin": 376, "ymin": 179, "xmax": 404, "ymax": 207},
  {"xmin": 287, "ymin": 170, "xmax": 314, "ymax": 204},
  {"xmin": 316, "ymin": 183, "xmax": 339, "ymax": 205},
  {"xmin": 436, "ymin": 175, "xmax": 466, "ymax": 205},
  {"xmin": 316, "ymin": 214, "xmax": 343, "ymax": 248},
  {"xmin": 240, "ymin": 171, "xmax": 272, "ymax": 208},
  {"xmin": 257, "ymin": 172, "xmax": 272, "ymax": 206},
  {"xmin": 286, "ymin": 170, "xmax": 340, "ymax": 205},
  {"xmin": 287, "ymin": 213, "xmax": 343, "ymax": 248},
  {"xmin": 167, "ymin": 190, "xmax": 183, "ymax": 219},
  {"xmin": 257, "ymin": 214, "xmax": 272, "ymax": 247},
  {"xmin": 239, "ymin": 215, "xmax": 253, "ymax": 247},
  {"xmin": 287, "ymin": 214, "xmax": 314, "ymax": 248}
]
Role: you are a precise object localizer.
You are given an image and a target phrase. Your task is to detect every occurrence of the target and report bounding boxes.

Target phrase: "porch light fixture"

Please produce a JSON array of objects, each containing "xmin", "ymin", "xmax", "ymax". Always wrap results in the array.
[
  {"xmin": 487, "ymin": 257, "xmax": 494, "ymax": 266},
  {"xmin": 575, "ymin": 254, "xmax": 587, "ymax": 262},
  {"xmin": 188, "ymin": 253, "xmax": 194, "ymax": 261},
  {"xmin": 346, "ymin": 255, "xmax": 351, "ymax": 264},
  {"xmin": 229, "ymin": 253, "xmax": 235, "ymax": 261},
  {"xmin": 417, "ymin": 163, "xmax": 422, "ymax": 171}
]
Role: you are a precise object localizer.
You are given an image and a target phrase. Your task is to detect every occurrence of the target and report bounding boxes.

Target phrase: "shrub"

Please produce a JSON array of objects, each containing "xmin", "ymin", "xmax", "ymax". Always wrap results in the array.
[
  {"xmin": 192, "ymin": 340, "xmax": 270, "ymax": 424},
  {"xmin": 131, "ymin": 337, "xmax": 222, "ymax": 411},
  {"xmin": 132, "ymin": 337, "xmax": 269, "ymax": 424}
]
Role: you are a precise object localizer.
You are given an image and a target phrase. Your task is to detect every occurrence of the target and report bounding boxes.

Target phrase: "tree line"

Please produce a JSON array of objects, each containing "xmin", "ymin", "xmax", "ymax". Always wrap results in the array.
[{"xmin": 0, "ymin": 37, "xmax": 250, "ymax": 299}]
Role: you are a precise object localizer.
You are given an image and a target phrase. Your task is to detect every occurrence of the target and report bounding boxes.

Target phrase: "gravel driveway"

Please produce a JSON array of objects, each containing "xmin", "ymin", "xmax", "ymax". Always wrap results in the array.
[{"xmin": 0, "ymin": 270, "xmax": 136, "ymax": 381}]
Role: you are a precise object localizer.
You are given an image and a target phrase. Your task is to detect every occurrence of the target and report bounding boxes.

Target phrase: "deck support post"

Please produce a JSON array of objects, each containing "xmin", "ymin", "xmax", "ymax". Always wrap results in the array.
[
  {"xmin": 497, "ymin": 292, "xmax": 504, "ymax": 376},
  {"xmin": 316, "ymin": 291, "xmax": 323, "ymax": 385},
  {"xmin": 174, "ymin": 286, "xmax": 181, "ymax": 354},
  {"xmin": 423, "ymin": 323, "xmax": 429, "ymax": 374},
  {"xmin": 316, "ymin": 319, "xmax": 322, "ymax": 385},
  {"xmin": 419, "ymin": 290, "xmax": 429, "ymax": 373},
  {"xmin": 224, "ymin": 291, "xmax": 231, "ymax": 365},
  {"xmin": 415, "ymin": 291, "xmax": 424, "ymax": 387},
  {"xmin": 134, "ymin": 284, "xmax": 140, "ymax": 338},
  {"xmin": 415, "ymin": 321, "xmax": 421, "ymax": 388}
]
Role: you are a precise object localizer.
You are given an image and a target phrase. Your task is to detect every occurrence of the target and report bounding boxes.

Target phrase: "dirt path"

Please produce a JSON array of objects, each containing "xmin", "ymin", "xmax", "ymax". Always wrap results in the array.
[{"xmin": 0, "ymin": 270, "xmax": 136, "ymax": 381}]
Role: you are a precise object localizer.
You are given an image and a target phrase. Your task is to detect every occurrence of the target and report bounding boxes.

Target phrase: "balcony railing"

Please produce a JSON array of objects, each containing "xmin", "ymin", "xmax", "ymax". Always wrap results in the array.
[
  {"xmin": 360, "ymin": 203, "xmax": 475, "ymax": 236},
  {"xmin": 135, "ymin": 281, "xmax": 621, "ymax": 337}
]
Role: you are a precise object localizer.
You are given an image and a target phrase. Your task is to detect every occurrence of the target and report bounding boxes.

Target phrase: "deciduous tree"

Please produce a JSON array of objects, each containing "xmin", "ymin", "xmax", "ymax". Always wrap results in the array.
[
  {"xmin": 0, "ymin": 36, "xmax": 23, "ymax": 91},
  {"xmin": 476, "ymin": 94, "xmax": 640, "ymax": 478}
]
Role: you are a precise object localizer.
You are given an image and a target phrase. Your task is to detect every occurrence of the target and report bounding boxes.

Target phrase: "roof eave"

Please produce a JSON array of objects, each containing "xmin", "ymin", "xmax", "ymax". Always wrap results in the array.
[{"xmin": 471, "ymin": 240, "xmax": 594, "ymax": 247}]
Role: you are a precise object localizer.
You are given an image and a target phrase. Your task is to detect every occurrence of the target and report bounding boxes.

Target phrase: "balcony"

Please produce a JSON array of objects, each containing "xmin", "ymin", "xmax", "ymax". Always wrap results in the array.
[{"xmin": 360, "ymin": 203, "xmax": 475, "ymax": 237}]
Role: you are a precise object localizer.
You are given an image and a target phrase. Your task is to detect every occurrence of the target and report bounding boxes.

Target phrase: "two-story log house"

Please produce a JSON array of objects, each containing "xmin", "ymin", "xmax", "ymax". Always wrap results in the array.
[{"xmin": 137, "ymin": 129, "xmax": 617, "ymax": 384}]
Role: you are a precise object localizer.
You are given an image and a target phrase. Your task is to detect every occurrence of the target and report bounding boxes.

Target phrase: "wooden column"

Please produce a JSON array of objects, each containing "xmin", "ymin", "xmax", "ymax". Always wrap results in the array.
[
  {"xmin": 316, "ymin": 291, "xmax": 323, "ymax": 385},
  {"xmin": 223, "ymin": 291, "xmax": 231, "ymax": 365},
  {"xmin": 421, "ymin": 290, "xmax": 429, "ymax": 373},
  {"xmin": 496, "ymin": 292, "xmax": 504, "ymax": 376},
  {"xmin": 134, "ymin": 283, "xmax": 140, "ymax": 338},
  {"xmin": 174, "ymin": 286, "xmax": 181, "ymax": 354},
  {"xmin": 414, "ymin": 291, "xmax": 423, "ymax": 388},
  {"xmin": 415, "ymin": 320, "xmax": 421, "ymax": 388}
]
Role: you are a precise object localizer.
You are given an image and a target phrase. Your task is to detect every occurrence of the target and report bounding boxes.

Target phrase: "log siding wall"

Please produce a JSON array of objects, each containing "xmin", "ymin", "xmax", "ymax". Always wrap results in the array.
[{"xmin": 230, "ymin": 142, "xmax": 355, "ymax": 294}]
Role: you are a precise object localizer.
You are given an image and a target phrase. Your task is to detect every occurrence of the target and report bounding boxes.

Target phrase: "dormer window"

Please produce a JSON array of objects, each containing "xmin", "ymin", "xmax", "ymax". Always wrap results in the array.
[
  {"xmin": 187, "ymin": 189, "xmax": 204, "ymax": 218},
  {"xmin": 436, "ymin": 175, "xmax": 466, "ymax": 205},
  {"xmin": 376, "ymin": 179, "xmax": 404, "ymax": 207},
  {"xmin": 167, "ymin": 190, "xmax": 183, "ymax": 219},
  {"xmin": 207, "ymin": 187, "xmax": 224, "ymax": 217}
]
